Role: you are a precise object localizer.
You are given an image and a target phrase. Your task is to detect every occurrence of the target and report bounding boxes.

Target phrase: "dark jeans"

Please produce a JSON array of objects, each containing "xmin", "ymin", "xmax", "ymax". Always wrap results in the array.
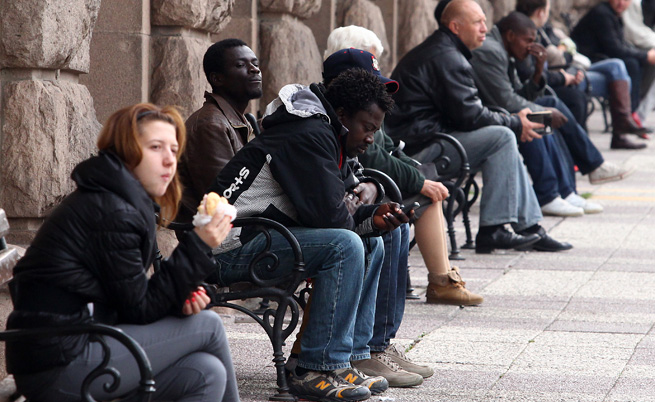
[
  {"xmin": 535, "ymin": 96, "xmax": 604, "ymax": 175},
  {"xmin": 553, "ymin": 85, "xmax": 589, "ymax": 131},
  {"xmin": 370, "ymin": 223, "xmax": 410, "ymax": 351},
  {"xmin": 518, "ymin": 130, "xmax": 576, "ymax": 206}
]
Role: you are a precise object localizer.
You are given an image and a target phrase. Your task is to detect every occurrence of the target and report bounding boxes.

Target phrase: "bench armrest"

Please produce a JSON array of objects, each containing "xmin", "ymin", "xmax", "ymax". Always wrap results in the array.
[
  {"xmin": 429, "ymin": 132, "xmax": 471, "ymax": 188},
  {"xmin": 0, "ymin": 323, "xmax": 155, "ymax": 402},
  {"xmin": 161, "ymin": 216, "xmax": 306, "ymax": 293},
  {"xmin": 362, "ymin": 168, "xmax": 403, "ymax": 203}
]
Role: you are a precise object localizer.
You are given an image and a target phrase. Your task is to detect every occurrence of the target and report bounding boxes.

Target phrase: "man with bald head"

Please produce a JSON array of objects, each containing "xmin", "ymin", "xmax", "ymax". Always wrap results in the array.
[{"xmin": 385, "ymin": 0, "xmax": 572, "ymax": 253}]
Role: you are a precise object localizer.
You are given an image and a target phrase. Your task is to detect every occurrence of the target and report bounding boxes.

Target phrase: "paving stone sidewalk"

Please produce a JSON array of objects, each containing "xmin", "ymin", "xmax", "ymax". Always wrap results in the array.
[{"xmin": 225, "ymin": 111, "xmax": 655, "ymax": 402}]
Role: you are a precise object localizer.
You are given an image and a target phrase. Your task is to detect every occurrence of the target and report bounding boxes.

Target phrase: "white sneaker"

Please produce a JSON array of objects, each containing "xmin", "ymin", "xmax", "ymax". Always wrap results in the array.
[
  {"xmin": 541, "ymin": 196, "xmax": 584, "ymax": 217},
  {"xmin": 565, "ymin": 193, "xmax": 603, "ymax": 214},
  {"xmin": 589, "ymin": 162, "xmax": 635, "ymax": 185}
]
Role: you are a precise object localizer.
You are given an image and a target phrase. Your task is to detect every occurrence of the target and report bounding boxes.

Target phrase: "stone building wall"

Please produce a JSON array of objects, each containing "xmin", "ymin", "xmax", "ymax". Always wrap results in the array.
[{"xmin": 0, "ymin": 0, "xmax": 600, "ymax": 246}]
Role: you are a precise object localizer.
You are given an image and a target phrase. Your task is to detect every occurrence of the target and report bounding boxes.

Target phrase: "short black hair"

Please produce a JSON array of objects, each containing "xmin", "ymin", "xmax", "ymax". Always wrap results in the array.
[
  {"xmin": 497, "ymin": 11, "xmax": 537, "ymax": 36},
  {"xmin": 203, "ymin": 38, "xmax": 248, "ymax": 86},
  {"xmin": 515, "ymin": 0, "xmax": 548, "ymax": 17},
  {"xmin": 434, "ymin": 0, "xmax": 453, "ymax": 25},
  {"xmin": 324, "ymin": 68, "xmax": 394, "ymax": 117}
]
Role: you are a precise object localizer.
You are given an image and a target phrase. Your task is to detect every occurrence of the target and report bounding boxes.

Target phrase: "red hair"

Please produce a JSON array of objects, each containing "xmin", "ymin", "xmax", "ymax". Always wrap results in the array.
[{"xmin": 97, "ymin": 103, "xmax": 186, "ymax": 225}]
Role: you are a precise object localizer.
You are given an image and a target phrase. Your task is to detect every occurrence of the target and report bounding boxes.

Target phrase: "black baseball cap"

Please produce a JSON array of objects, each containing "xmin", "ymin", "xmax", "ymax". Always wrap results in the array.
[{"xmin": 323, "ymin": 48, "xmax": 399, "ymax": 94}]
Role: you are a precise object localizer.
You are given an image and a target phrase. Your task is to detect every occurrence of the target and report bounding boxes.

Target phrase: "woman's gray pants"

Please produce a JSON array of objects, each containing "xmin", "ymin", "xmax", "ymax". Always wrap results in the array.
[{"xmin": 15, "ymin": 310, "xmax": 240, "ymax": 402}]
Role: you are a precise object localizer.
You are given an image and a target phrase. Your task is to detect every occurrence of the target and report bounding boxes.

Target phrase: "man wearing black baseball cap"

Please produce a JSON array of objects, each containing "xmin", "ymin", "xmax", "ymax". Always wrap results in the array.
[
  {"xmin": 209, "ymin": 62, "xmax": 411, "ymax": 401},
  {"xmin": 321, "ymin": 47, "xmax": 485, "ymax": 386}
]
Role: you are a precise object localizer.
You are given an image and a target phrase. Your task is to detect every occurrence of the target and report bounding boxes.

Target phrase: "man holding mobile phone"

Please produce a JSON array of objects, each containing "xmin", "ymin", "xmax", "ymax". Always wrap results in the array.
[
  {"xmin": 516, "ymin": 0, "xmax": 649, "ymax": 145},
  {"xmin": 470, "ymin": 11, "xmax": 633, "ymax": 216},
  {"xmin": 387, "ymin": 0, "xmax": 573, "ymax": 252},
  {"xmin": 526, "ymin": 110, "xmax": 553, "ymax": 135},
  {"xmin": 209, "ymin": 68, "xmax": 415, "ymax": 401}
]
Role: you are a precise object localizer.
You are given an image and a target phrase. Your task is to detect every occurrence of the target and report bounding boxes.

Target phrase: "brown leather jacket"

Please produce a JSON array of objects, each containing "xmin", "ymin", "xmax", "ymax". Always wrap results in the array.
[{"xmin": 177, "ymin": 92, "xmax": 252, "ymax": 223}]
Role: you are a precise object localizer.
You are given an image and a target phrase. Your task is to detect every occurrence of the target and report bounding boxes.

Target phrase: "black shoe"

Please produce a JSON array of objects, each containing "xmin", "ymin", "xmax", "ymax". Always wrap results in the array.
[
  {"xmin": 517, "ymin": 226, "xmax": 573, "ymax": 252},
  {"xmin": 611, "ymin": 134, "xmax": 647, "ymax": 150},
  {"xmin": 475, "ymin": 227, "xmax": 541, "ymax": 254}
]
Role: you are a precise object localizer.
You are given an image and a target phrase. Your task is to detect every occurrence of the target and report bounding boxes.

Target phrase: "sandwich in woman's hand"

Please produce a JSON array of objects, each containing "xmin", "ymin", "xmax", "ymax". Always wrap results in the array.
[{"xmin": 193, "ymin": 192, "xmax": 237, "ymax": 227}]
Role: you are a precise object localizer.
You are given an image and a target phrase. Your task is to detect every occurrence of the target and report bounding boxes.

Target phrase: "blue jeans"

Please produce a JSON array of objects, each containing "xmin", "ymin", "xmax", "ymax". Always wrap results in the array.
[
  {"xmin": 578, "ymin": 58, "xmax": 632, "ymax": 97},
  {"xmin": 535, "ymin": 96, "xmax": 604, "ymax": 175},
  {"xmin": 518, "ymin": 131, "xmax": 576, "ymax": 206},
  {"xmin": 413, "ymin": 125, "xmax": 542, "ymax": 231},
  {"xmin": 214, "ymin": 228, "xmax": 383, "ymax": 371},
  {"xmin": 369, "ymin": 223, "xmax": 409, "ymax": 352}
]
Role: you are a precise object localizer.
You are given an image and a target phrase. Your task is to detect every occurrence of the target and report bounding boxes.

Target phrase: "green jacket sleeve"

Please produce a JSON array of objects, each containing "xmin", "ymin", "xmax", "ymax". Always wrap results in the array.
[{"xmin": 358, "ymin": 128, "xmax": 425, "ymax": 198}]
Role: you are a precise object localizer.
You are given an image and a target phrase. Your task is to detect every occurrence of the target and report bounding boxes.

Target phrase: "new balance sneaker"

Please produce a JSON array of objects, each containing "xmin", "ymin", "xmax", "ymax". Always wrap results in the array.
[
  {"xmin": 384, "ymin": 344, "xmax": 435, "ymax": 379},
  {"xmin": 335, "ymin": 367, "xmax": 389, "ymax": 395},
  {"xmin": 287, "ymin": 369, "xmax": 371, "ymax": 401},
  {"xmin": 352, "ymin": 351, "xmax": 423, "ymax": 387}
]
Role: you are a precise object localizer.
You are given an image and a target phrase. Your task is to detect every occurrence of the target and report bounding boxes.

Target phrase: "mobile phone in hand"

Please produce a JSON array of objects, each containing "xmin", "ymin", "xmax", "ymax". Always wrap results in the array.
[
  {"xmin": 399, "ymin": 202, "xmax": 420, "ymax": 216},
  {"xmin": 527, "ymin": 110, "xmax": 553, "ymax": 135}
]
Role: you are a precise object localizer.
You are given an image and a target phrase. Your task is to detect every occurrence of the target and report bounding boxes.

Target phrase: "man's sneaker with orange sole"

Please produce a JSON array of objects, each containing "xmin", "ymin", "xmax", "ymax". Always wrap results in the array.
[
  {"xmin": 335, "ymin": 367, "xmax": 389, "ymax": 395},
  {"xmin": 288, "ymin": 368, "xmax": 371, "ymax": 401}
]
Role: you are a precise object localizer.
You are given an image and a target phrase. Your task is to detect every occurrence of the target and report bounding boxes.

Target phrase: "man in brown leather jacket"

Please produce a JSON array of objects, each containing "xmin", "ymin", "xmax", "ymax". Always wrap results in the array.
[{"xmin": 177, "ymin": 38, "xmax": 263, "ymax": 223}]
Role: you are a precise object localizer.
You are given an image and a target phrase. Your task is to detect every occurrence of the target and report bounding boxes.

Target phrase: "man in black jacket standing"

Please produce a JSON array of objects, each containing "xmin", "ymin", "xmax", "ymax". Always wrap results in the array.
[{"xmin": 386, "ymin": 0, "xmax": 570, "ymax": 253}]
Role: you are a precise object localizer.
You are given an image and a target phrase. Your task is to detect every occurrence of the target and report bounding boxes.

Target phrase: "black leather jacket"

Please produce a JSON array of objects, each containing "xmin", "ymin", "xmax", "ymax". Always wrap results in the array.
[
  {"xmin": 7, "ymin": 151, "xmax": 217, "ymax": 374},
  {"xmin": 385, "ymin": 27, "xmax": 522, "ymax": 156},
  {"xmin": 571, "ymin": 1, "xmax": 648, "ymax": 64}
]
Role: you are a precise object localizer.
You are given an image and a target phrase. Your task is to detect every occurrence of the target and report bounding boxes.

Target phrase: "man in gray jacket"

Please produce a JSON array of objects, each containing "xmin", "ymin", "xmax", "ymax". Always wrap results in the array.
[
  {"xmin": 470, "ymin": 12, "xmax": 606, "ymax": 217},
  {"xmin": 470, "ymin": 12, "xmax": 635, "ymax": 206}
]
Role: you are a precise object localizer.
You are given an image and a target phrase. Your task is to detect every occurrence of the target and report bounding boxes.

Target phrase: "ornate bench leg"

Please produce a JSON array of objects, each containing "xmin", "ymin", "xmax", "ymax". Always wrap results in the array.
[
  {"xmin": 461, "ymin": 175, "xmax": 479, "ymax": 250},
  {"xmin": 444, "ymin": 192, "xmax": 464, "ymax": 261},
  {"xmin": 405, "ymin": 269, "xmax": 420, "ymax": 300},
  {"xmin": 269, "ymin": 298, "xmax": 298, "ymax": 402},
  {"xmin": 461, "ymin": 207, "xmax": 475, "ymax": 250}
]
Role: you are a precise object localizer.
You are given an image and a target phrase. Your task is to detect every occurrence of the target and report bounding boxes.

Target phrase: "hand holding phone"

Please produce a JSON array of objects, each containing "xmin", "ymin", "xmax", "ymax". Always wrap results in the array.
[
  {"xmin": 526, "ymin": 111, "xmax": 553, "ymax": 135},
  {"xmin": 399, "ymin": 202, "xmax": 420, "ymax": 217}
]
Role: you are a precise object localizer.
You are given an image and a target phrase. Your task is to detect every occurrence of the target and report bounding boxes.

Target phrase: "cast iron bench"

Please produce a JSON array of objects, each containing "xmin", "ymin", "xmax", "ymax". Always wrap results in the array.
[{"xmin": 161, "ymin": 217, "xmax": 306, "ymax": 402}]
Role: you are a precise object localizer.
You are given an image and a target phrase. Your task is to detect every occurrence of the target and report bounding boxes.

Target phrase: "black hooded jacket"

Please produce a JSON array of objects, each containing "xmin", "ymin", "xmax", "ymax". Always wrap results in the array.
[
  {"xmin": 6, "ymin": 151, "xmax": 216, "ymax": 375},
  {"xmin": 207, "ymin": 83, "xmax": 379, "ymax": 252}
]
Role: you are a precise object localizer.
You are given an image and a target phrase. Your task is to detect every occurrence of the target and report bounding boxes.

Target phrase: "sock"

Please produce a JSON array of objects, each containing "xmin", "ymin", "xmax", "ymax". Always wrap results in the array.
[
  {"xmin": 520, "ymin": 224, "xmax": 541, "ymax": 234},
  {"xmin": 478, "ymin": 224, "xmax": 502, "ymax": 235}
]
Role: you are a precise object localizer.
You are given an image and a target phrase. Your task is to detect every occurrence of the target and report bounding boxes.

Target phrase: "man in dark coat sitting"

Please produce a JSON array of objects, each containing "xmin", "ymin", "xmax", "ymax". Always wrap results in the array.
[{"xmin": 385, "ymin": 0, "xmax": 570, "ymax": 253}]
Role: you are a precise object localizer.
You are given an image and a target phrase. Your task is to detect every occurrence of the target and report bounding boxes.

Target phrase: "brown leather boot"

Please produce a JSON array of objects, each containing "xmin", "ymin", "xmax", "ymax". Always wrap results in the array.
[
  {"xmin": 611, "ymin": 134, "xmax": 647, "ymax": 149},
  {"xmin": 426, "ymin": 267, "xmax": 483, "ymax": 306},
  {"xmin": 609, "ymin": 81, "xmax": 649, "ymax": 138}
]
